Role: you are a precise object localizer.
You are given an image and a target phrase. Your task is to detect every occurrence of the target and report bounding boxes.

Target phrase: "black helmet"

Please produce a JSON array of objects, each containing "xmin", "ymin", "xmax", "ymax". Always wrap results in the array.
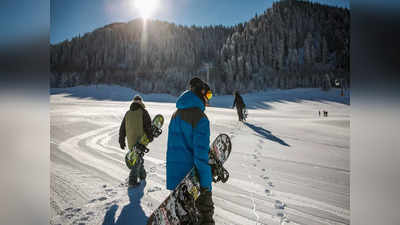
[
  {"xmin": 203, "ymin": 82, "xmax": 210, "ymax": 93},
  {"xmin": 133, "ymin": 94, "xmax": 143, "ymax": 102},
  {"xmin": 189, "ymin": 77, "xmax": 204, "ymax": 90},
  {"xmin": 189, "ymin": 77, "xmax": 212, "ymax": 103}
]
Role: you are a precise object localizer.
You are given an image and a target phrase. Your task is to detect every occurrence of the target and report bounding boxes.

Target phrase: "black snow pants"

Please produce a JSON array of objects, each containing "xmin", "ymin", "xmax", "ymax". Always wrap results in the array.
[
  {"xmin": 128, "ymin": 154, "xmax": 146, "ymax": 185},
  {"xmin": 236, "ymin": 106, "xmax": 244, "ymax": 121}
]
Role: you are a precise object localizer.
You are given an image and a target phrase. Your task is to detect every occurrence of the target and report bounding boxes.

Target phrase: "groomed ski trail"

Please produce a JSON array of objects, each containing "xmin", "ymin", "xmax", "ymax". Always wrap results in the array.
[{"xmin": 51, "ymin": 88, "xmax": 349, "ymax": 225}]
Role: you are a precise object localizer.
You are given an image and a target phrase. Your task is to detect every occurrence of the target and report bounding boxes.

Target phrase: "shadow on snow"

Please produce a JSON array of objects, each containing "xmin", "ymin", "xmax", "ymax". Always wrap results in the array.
[
  {"xmin": 50, "ymin": 85, "xmax": 177, "ymax": 103},
  {"xmin": 244, "ymin": 122, "xmax": 290, "ymax": 147},
  {"xmin": 102, "ymin": 181, "xmax": 148, "ymax": 225},
  {"xmin": 50, "ymin": 85, "xmax": 349, "ymax": 109}
]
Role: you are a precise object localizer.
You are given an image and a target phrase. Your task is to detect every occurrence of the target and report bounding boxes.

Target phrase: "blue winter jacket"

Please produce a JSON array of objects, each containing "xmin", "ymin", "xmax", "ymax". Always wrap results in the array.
[{"xmin": 166, "ymin": 90, "xmax": 212, "ymax": 191}]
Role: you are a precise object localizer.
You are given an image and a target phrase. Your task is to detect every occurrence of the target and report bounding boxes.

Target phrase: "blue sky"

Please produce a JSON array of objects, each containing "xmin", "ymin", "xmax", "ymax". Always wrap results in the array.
[{"xmin": 50, "ymin": 0, "xmax": 348, "ymax": 44}]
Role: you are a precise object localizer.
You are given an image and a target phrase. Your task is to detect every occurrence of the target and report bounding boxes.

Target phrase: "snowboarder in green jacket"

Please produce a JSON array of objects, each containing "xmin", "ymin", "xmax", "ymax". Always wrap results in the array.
[{"xmin": 119, "ymin": 95, "xmax": 153, "ymax": 187}]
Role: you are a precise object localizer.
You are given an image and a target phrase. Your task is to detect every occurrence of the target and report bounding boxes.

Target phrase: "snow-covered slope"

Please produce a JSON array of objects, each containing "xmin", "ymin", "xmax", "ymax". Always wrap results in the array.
[{"xmin": 50, "ymin": 86, "xmax": 349, "ymax": 225}]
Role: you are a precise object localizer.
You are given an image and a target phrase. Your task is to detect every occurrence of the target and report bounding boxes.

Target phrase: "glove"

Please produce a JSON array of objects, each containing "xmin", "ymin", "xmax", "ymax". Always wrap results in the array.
[
  {"xmin": 196, "ymin": 187, "xmax": 215, "ymax": 225},
  {"xmin": 119, "ymin": 139, "xmax": 126, "ymax": 150},
  {"xmin": 148, "ymin": 135, "xmax": 154, "ymax": 142}
]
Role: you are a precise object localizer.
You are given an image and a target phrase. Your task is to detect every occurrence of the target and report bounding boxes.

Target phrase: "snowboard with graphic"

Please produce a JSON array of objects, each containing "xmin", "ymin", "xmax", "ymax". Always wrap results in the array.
[
  {"xmin": 147, "ymin": 133, "xmax": 232, "ymax": 225},
  {"xmin": 125, "ymin": 114, "xmax": 164, "ymax": 169}
]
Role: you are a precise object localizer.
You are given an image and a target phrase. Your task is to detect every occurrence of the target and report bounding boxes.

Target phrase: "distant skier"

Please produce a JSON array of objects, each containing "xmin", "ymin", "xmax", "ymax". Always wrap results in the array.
[
  {"xmin": 166, "ymin": 77, "xmax": 215, "ymax": 225},
  {"xmin": 232, "ymin": 91, "xmax": 246, "ymax": 121},
  {"xmin": 119, "ymin": 95, "xmax": 154, "ymax": 187}
]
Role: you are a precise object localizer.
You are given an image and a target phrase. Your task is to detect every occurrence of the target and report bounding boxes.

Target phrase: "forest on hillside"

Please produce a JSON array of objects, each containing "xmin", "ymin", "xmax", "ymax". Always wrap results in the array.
[{"xmin": 50, "ymin": 0, "xmax": 350, "ymax": 95}]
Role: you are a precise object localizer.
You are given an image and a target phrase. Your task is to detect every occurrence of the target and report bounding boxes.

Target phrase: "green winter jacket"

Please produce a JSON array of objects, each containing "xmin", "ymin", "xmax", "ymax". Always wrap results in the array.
[{"xmin": 119, "ymin": 102, "xmax": 153, "ymax": 150}]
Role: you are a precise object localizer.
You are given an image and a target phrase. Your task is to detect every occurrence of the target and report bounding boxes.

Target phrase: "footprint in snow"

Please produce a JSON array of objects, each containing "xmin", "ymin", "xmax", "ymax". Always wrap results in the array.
[
  {"xmin": 277, "ymin": 212, "xmax": 285, "ymax": 217},
  {"xmin": 73, "ymin": 220, "xmax": 86, "ymax": 225},
  {"xmin": 65, "ymin": 214, "xmax": 74, "ymax": 219},
  {"xmin": 86, "ymin": 212, "xmax": 94, "ymax": 216},
  {"xmin": 265, "ymin": 189, "xmax": 271, "ymax": 195},
  {"xmin": 262, "ymin": 168, "xmax": 266, "ymax": 172},
  {"xmin": 268, "ymin": 181, "xmax": 274, "ymax": 187},
  {"xmin": 275, "ymin": 200, "xmax": 286, "ymax": 210},
  {"xmin": 98, "ymin": 197, "xmax": 107, "ymax": 201},
  {"xmin": 72, "ymin": 208, "xmax": 81, "ymax": 213},
  {"xmin": 278, "ymin": 214, "xmax": 290, "ymax": 224},
  {"xmin": 80, "ymin": 216, "xmax": 90, "ymax": 221},
  {"xmin": 148, "ymin": 186, "xmax": 162, "ymax": 192}
]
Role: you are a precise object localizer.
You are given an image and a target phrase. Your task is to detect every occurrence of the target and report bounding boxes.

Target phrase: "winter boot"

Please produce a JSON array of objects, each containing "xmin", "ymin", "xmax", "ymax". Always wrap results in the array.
[
  {"xmin": 128, "ymin": 167, "xmax": 139, "ymax": 187},
  {"xmin": 139, "ymin": 163, "xmax": 147, "ymax": 181}
]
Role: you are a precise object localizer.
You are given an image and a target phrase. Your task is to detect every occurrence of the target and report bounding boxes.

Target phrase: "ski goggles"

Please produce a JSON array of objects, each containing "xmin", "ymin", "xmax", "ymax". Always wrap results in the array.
[{"xmin": 205, "ymin": 90, "xmax": 213, "ymax": 100}]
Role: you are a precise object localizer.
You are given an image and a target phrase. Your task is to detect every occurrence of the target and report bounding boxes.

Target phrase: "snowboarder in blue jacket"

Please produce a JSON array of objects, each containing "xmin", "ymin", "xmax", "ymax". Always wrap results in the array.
[{"xmin": 166, "ymin": 77, "xmax": 215, "ymax": 225}]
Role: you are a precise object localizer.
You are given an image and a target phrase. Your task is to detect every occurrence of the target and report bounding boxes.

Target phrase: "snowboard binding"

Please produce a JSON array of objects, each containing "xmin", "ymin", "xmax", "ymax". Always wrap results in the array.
[
  {"xmin": 125, "ymin": 144, "xmax": 149, "ymax": 169},
  {"xmin": 152, "ymin": 114, "xmax": 164, "ymax": 138},
  {"xmin": 134, "ymin": 143, "xmax": 150, "ymax": 154},
  {"xmin": 152, "ymin": 126, "xmax": 162, "ymax": 138},
  {"xmin": 211, "ymin": 156, "xmax": 230, "ymax": 183}
]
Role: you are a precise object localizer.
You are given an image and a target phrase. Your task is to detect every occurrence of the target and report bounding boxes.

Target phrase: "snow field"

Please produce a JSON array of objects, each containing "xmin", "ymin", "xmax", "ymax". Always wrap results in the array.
[{"xmin": 51, "ymin": 86, "xmax": 349, "ymax": 225}]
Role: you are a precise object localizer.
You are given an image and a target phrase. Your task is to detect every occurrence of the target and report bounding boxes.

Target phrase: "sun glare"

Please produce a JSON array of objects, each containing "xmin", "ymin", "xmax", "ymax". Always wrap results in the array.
[{"xmin": 134, "ymin": 0, "xmax": 158, "ymax": 19}]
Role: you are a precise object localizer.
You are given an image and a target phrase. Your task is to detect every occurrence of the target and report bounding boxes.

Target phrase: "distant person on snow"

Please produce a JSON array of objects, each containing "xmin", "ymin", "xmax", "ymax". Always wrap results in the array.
[
  {"xmin": 166, "ymin": 77, "xmax": 215, "ymax": 225},
  {"xmin": 119, "ymin": 95, "xmax": 154, "ymax": 187},
  {"xmin": 232, "ymin": 91, "xmax": 246, "ymax": 121}
]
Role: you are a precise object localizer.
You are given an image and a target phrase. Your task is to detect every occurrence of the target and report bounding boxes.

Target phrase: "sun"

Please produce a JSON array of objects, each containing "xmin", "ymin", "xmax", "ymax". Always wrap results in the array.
[{"xmin": 134, "ymin": 0, "xmax": 158, "ymax": 19}]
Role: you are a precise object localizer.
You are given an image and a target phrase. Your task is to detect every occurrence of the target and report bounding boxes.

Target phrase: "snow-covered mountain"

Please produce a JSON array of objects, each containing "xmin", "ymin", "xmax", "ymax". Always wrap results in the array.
[{"xmin": 50, "ymin": 0, "xmax": 349, "ymax": 95}]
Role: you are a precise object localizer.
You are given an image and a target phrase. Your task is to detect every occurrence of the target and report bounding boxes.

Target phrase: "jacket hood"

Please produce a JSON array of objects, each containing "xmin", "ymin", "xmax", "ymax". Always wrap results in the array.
[
  {"xmin": 176, "ymin": 90, "xmax": 205, "ymax": 111},
  {"xmin": 130, "ymin": 102, "xmax": 145, "ymax": 111}
]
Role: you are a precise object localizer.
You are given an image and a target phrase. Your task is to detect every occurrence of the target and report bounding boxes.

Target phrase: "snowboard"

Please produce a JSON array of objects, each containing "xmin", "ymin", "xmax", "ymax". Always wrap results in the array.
[
  {"xmin": 147, "ymin": 133, "xmax": 232, "ymax": 225},
  {"xmin": 125, "ymin": 114, "xmax": 164, "ymax": 169},
  {"xmin": 242, "ymin": 108, "xmax": 248, "ymax": 121}
]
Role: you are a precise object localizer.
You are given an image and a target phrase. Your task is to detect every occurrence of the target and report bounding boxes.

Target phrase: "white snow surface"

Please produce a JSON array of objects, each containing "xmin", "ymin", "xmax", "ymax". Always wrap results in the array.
[{"xmin": 50, "ymin": 85, "xmax": 350, "ymax": 225}]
